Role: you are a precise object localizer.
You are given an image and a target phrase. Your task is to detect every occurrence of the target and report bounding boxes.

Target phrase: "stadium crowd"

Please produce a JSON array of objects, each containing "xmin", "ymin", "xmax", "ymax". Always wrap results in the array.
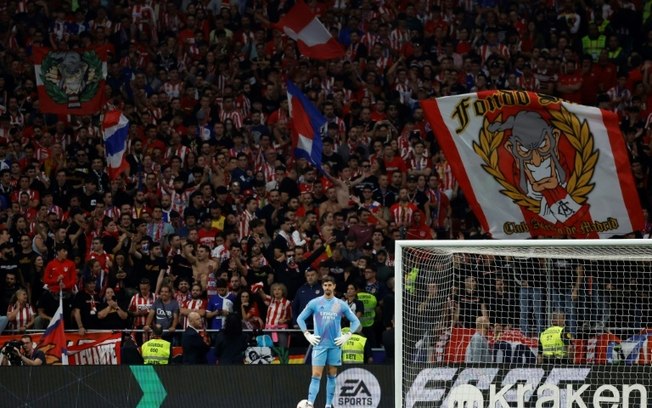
[{"xmin": 0, "ymin": 0, "xmax": 651, "ymax": 364}]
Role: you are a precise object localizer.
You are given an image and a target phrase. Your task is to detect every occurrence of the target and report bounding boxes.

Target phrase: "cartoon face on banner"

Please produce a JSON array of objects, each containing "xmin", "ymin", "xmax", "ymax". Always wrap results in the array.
[
  {"xmin": 472, "ymin": 95, "xmax": 598, "ymax": 230},
  {"xmin": 423, "ymin": 91, "xmax": 642, "ymax": 238}
]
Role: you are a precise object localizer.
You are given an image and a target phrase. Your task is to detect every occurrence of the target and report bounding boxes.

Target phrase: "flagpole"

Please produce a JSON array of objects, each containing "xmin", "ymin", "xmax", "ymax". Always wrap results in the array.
[
  {"xmin": 59, "ymin": 286, "xmax": 63, "ymax": 314},
  {"xmin": 59, "ymin": 286, "xmax": 68, "ymax": 365}
]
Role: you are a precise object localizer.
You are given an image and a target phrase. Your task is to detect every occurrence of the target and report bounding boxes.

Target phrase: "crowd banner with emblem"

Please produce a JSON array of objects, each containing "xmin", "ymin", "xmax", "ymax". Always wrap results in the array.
[
  {"xmin": 421, "ymin": 91, "xmax": 644, "ymax": 238},
  {"xmin": 0, "ymin": 332, "xmax": 122, "ymax": 365},
  {"xmin": 33, "ymin": 47, "xmax": 108, "ymax": 115}
]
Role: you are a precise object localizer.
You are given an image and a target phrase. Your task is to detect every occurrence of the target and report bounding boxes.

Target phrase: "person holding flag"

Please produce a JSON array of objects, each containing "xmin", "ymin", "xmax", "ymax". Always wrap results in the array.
[
  {"xmin": 33, "ymin": 287, "xmax": 69, "ymax": 366},
  {"xmin": 43, "ymin": 245, "xmax": 78, "ymax": 327}
]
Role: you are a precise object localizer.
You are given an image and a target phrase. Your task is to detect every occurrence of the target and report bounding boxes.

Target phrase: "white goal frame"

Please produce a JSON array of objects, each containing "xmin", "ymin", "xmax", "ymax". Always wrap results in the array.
[{"xmin": 394, "ymin": 239, "xmax": 652, "ymax": 408}]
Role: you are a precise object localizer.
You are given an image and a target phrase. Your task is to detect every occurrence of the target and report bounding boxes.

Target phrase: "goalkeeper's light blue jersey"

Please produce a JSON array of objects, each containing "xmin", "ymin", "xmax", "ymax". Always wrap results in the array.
[{"xmin": 297, "ymin": 296, "xmax": 361, "ymax": 349}]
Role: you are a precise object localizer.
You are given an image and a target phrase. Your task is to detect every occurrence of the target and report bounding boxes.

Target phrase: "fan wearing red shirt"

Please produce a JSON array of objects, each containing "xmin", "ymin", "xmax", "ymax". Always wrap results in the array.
[
  {"xmin": 426, "ymin": 175, "xmax": 451, "ymax": 233},
  {"xmin": 593, "ymin": 51, "xmax": 618, "ymax": 92},
  {"xmin": 87, "ymin": 238, "xmax": 113, "ymax": 273},
  {"xmin": 177, "ymin": 14, "xmax": 197, "ymax": 46},
  {"xmin": 11, "ymin": 176, "xmax": 40, "ymax": 208},
  {"xmin": 406, "ymin": 210, "xmax": 436, "ymax": 240},
  {"xmin": 580, "ymin": 55, "xmax": 600, "ymax": 106},
  {"xmin": 557, "ymin": 60, "xmax": 583, "ymax": 104},
  {"xmin": 382, "ymin": 144, "xmax": 407, "ymax": 186},
  {"xmin": 389, "ymin": 188, "xmax": 419, "ymax": 230},
  {"xmin": 43, "ymin": 246, "xmax": 78, "ymax": 294},
  {"xmin": 197, "ymin": 214, "xmax": 219, "ymax": 248}
]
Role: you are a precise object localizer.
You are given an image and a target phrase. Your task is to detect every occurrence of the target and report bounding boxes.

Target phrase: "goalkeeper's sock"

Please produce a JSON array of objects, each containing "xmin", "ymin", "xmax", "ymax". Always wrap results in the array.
[
  {"xmin": 326, "ymin": 375, "xmax": 337, "ymax": 407},
  {"xmin": 308, "ymin": 375, "xmax": 321, "ymax": 403}
]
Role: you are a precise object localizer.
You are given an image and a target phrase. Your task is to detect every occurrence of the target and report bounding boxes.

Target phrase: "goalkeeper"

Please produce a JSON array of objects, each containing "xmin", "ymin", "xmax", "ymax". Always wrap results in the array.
[{"xmin": 297, "ymin": 275, "xmax": 361, "ymax": 408}]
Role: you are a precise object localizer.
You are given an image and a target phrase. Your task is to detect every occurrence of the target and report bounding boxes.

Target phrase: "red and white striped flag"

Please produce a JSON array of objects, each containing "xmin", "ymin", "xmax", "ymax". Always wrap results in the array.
[
  {"xmin": 421, "ymin": 91, "xmax": 644, "ymax": 239},
  {"xmin": 273, "ymin": 0, "xmax": 344, "ymax": 60}
]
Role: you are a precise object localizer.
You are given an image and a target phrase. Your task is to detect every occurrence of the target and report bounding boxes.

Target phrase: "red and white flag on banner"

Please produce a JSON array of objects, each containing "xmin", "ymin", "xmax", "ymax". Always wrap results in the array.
[
  {"xmin": 0, "ymin": 332, "xmax": 122, "ymax": 365},
  {"xmin": 33, "ymin": 47, "xmax": 107, "ymax": 115},
  {"xmin": 421, "ymin": 91, "xmax": 644, "ymax": 238},
  {"xmin": 273, "ymin": 0, "xmax": 344, "ymax": 60},
  {"xmin": 66, "ymin": 332, "xmax": 122, "ymax": 365}
]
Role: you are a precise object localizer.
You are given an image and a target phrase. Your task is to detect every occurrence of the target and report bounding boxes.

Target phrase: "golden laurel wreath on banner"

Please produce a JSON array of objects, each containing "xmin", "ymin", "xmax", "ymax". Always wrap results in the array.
[
  {"xmin": 473, "ymin": 105, "xmax": 599, "ymax": 214},
  {"xmin": 40, "ymin": 50, "xmax": 103, "ymax": 104}
]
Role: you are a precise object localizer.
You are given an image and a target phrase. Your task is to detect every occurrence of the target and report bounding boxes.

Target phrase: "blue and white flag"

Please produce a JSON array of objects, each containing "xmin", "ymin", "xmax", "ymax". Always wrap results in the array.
[{"xmin": 287, "ymin": 81, "xmax": 326, "ymax": 172}]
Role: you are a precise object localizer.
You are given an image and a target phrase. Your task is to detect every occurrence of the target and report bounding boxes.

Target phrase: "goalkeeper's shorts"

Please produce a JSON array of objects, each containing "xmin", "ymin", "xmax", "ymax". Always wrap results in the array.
[{"xmin": 312, "ymin": 346, "xmax": 341, "ymax": 367}]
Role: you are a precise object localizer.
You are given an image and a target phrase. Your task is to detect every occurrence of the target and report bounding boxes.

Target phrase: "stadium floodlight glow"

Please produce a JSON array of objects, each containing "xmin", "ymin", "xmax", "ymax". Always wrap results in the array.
[{"xmin": 395, "ymin": 239, "xmax": 652, "ymax": 408}]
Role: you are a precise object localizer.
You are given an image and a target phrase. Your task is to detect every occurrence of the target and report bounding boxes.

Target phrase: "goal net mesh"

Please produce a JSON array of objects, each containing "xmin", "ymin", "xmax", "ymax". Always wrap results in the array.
[{"xmin": 396, "ymin": 240, "xmax": 652, "ymax": 408}]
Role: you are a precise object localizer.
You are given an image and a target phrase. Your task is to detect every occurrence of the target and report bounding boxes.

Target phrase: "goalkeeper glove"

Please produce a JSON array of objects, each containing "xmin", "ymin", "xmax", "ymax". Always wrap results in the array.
[
  {"xmin": 334, "ymin": 331, "xmax": 352, "ymax": 347},
  {"xmin": 304, "ymin": 331, "xmax": 321, "ymax": 346}
]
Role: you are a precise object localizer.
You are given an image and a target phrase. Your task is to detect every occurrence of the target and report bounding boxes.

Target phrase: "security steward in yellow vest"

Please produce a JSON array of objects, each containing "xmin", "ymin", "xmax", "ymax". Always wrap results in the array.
[
  {"xmin": 341, "ymin": 328, "xmax": 371, "ymax": 364},
  {"xmin": 141, "ymin": 325, "xmax": 171, "ymax": 365},
  {"xmin": 356, "ymin": 291, "xmax": 377, "ymax": 329},
  {"xmin": 538, "ymin": 312, "xmax": 573, "ymax": 365}
]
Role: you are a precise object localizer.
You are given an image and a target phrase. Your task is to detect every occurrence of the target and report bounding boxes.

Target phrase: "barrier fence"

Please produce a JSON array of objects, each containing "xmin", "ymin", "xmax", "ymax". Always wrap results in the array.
[{"xmin": 2, "ymin": 364, "xmax": 651, "ymax": 407}]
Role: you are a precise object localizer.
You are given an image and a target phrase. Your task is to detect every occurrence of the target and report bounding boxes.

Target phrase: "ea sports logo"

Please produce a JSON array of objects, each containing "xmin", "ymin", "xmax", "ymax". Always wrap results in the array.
[{"xmin": 335, "ymin": 368, "xmax": 381, "ymax": 408}]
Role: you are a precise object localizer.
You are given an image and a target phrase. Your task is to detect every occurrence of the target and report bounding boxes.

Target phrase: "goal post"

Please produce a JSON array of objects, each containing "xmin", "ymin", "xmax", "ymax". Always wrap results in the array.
[{"xmin": 395, "ymin": 239, "xmax": 652, "ymax": 408}]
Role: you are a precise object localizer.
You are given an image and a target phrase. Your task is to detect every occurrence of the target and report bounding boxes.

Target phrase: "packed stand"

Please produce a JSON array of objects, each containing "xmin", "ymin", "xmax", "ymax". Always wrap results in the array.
[
  {"xmin": 407, "ymin": 253, "xmax": 652, "ymax": 365},
  {"xmin": 0, "ymin": 0, "xmax": 650, "ymax": 363}
]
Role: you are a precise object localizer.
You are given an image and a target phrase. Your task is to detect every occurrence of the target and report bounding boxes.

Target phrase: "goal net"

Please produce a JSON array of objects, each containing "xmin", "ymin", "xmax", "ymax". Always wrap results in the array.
[{"xmin": 395, "ymin": 240, "xmax": 652, "ymax": 408}]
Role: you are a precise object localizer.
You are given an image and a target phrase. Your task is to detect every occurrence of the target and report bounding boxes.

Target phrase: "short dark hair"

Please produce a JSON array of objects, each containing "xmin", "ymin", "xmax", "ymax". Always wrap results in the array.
[
  {"xmin": 347, "ymin": 281, "xmax": 361, "ymax": 291},
  {"xmin": 216, "ymin": 278, "xmax": 228, "ymax": 289},
  {"xmin": 322, "ymin": 275, "xmax": 336, "ymax": 284},
  {"xmin": 249, "ymin": 219, "xmax": 264, "ymax": 229}
]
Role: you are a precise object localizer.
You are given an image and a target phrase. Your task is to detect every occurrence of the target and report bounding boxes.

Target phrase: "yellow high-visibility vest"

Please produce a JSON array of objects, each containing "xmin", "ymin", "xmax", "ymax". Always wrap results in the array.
[
  {"xmin": 342, "ymin": 334, "xmax": 367, "ymax": 363},
  {"xmin": 582, "ymin": 35, "xmax": 606, "ymax": 61},
  {"xmin": 405, "ymin": 267, "xmax": 419, "ymax": 294},
  {"xmin": 356, "ymin": 292, "xmax": 377, "ymax": 328},
  {"xmin": 539, "ymin": 326, "xmax": 567, "ymax": 359},
  {"xmin": 141, "ymin": 338, "xmax": 171, "ymax": 365},
  {"xmin": 608, "ymin": 48, "xmax": 622, "ymax": 61}
]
